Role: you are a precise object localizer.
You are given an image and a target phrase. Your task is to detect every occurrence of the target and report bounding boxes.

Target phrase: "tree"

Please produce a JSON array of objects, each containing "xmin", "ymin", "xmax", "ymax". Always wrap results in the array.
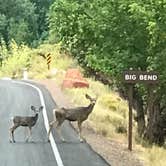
[
  {"xmin": 49, "ymin": 0, "xmax": 166, "ymax": 145},
  {"xmin": 0, "ymin": 0, "xmax": 38, "ymax": 46},
  {"xmin": 30, "ymin": 0, "xmax": 54, "ymax": 41}
]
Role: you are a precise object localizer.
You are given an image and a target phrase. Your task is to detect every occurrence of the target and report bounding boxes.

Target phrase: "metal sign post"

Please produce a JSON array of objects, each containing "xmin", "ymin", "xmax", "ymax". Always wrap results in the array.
[{"xmin": 123, "ymin": 70, "xmax": 159, "ymax": 151}]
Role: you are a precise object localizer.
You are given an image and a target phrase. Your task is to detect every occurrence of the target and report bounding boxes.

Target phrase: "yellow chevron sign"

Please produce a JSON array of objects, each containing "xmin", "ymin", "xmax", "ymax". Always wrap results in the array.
[
  {"xmin": 46, "ymin": 53, "xmax": 51, "ymax": 69},
  {"xmin": 46, "ymin": 53, "xmax": 51, "ymax": 64}
]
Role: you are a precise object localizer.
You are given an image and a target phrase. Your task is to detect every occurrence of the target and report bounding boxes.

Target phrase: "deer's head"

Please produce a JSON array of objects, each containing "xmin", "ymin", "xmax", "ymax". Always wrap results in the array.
[
  {"xmin": 31, "ymin": 106, "xmax": 43, "ymax": 114},
  {"xmin": 85, "ymin": 94, "xmax": 97, "ymax": 105}
]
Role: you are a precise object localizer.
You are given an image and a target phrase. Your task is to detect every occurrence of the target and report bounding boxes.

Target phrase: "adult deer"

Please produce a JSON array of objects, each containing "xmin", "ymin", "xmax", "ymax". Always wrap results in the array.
[
  {"xmin": 48, "ymin": 94, "xmax": 97, "ymax": 142},
  {"xmin": 9, "ymin": 106, "xmax": 43, "ymax": 143}
]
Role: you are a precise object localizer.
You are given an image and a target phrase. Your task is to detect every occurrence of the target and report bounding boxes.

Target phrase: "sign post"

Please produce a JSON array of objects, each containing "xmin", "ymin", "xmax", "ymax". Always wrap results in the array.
[
  {"xmin": 46, "ymin": 53, "xmax": 51, "ymax": 70},
  {"xmin": 123, "ymin": 70, "xmax": 159, "ymax": 151},
  {"xmin": 128, "ymin": 84, "xmax": 133, "ymax": 151}
]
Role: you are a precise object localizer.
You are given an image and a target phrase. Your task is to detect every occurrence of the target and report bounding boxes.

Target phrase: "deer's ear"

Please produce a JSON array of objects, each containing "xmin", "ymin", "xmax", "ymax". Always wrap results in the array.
[
  {"xmin": 31, "ymin": 106, "xmax": 36, "ymax": 111},
  {"xmin": 85, "ymin": 94, "xmax": 92, "ymax": 100},
  {"xmin": 39, "ymin": 106, "xmax": 44, "ymax": 111}
]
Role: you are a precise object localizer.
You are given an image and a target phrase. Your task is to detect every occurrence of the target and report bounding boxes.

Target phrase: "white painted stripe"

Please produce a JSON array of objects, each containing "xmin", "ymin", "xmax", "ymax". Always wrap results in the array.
[{"xmin": 13, "ymin": 80, "xmax": 64, "ymax": 166}]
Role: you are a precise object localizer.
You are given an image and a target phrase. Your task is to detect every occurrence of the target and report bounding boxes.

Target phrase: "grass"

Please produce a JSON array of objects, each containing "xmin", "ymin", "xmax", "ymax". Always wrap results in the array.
[
  {"xmin": 141, "ymin": 145, "xmax": 166, "ymax": 166},
  {"xmin": 0, "ymin": 42, "xmax": 165, "ymax": 166}
]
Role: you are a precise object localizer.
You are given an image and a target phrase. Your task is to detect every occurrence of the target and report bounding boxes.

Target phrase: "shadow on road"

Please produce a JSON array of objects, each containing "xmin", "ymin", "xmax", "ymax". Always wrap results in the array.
[{"xmin": 9, "ymin": 141, "xmax": 49, "ymax": 144}]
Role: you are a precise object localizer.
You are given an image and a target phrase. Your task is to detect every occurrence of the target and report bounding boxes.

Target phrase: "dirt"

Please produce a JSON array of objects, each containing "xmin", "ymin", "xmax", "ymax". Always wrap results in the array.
[{"xmin": 37, "ymin": 79, "xmax": 145, "ymax": 166}]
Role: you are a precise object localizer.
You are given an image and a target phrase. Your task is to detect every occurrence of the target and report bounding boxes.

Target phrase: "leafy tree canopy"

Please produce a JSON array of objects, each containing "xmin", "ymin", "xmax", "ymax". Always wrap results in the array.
[{"xmin": 0, "ymin": 0, "xmax": 54, "ymax": 46}]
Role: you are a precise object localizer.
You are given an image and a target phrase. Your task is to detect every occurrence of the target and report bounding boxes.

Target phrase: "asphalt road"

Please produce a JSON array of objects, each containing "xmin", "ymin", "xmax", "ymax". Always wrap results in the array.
[{"xmin": 0, "ymin": 79, "xmax": 110, "ymax": 166}]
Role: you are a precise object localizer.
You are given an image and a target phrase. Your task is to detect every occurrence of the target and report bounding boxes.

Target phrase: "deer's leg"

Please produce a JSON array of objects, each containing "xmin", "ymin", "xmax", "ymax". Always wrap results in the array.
[
  {"xmin": 78, "ymin": 121, "xmax": 84, "ymax": 142},
  {"xmin": 56, "ymin": 118, "xmax": 65, "ymax": 142},
  {"xmin": 48, "ymin": 116, "xmax": 65, "ymax": 142},
  {"xmin": 56, "ymin": 122, "xmax": 65, "ymax": 142},
  {"xmin": 26, "ymin": 126, "xmax": 32, "ymax": 142},
  {"xmin": 9, "ymin": 124, "xmax": 19, "ymax": 143},
  {"xmin": 48, "ymin": 120, "xmax": 65, "ymax": 142},
  {"xmin": 47, "ymin": 120, "xmax": 57, "ymax": 142}
]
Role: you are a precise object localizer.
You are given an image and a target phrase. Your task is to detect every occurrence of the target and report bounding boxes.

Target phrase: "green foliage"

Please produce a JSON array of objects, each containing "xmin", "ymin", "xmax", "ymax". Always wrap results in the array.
[
  {"xmin": 0, "ymin": 14, "xmax": 7, "ymax": 39},
  {"xmin": 51, "ymin": 2, "xmax": 141, "ymax": 64},
  {"xmin": 0, "ymin": 39, "xmax": 8, "ymax": 65},
  {"xmin": 0, "ymin": 40, "xmax": 33, "ymax": 77},
  {"xmin": 49, "ymin": 0, "xmax": 166, "ymax": 76},
  {"xmin": 9, "ymin": 19, "xmax": 32, "ymax": 45},
  {"xmin": 0, "ymin": 0, "xmax": 54, "ymax": 47},
  {"xmin": 30, "ymin": 0, "xmax": 54, "ymax": 41},
  {"xmin": 0, "ymin": 0, "xmax": 38, "ymax": 46}
]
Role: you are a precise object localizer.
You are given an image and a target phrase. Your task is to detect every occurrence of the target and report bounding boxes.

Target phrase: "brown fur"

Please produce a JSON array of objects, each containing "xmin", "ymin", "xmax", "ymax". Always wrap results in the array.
[{"xmin": 47, "ymin": 94, "xmax": 97, "ymax": 142}]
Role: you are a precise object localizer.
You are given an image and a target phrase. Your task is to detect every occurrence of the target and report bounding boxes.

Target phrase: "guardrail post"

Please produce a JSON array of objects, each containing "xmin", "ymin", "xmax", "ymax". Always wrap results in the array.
[{"xmin": 23, "ymin": 68, "xmax": 28, "ymax": 80}]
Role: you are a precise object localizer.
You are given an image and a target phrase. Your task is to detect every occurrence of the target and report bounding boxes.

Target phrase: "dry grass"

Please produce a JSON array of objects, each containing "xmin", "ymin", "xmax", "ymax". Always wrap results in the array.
[{"xmin": 141, "ymin": 145, "xmax": 166, "ymax": 166}]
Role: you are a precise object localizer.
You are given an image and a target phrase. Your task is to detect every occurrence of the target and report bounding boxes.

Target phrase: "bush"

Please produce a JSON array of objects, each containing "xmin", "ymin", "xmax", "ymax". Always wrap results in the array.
[{"xmin": 0, "ymin": 41, "xmax": 33, "ymax": 78}]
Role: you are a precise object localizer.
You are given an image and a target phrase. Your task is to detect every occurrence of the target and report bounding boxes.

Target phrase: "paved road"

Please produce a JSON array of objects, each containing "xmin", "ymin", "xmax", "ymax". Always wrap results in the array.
[{"xmin": 0, "ymin": 79, "xmax": 110, "ymax": 166}]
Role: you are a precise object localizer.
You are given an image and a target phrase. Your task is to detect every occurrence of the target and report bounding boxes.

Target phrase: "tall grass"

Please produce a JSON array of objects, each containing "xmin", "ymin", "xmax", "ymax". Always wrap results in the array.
[
  {"xmin": 142, "ymin": 146, "xmax": 166, "ymax": 166},
  {"xmin": 0, "ymin": 41, "xmax": 33, "ymax": 78}
]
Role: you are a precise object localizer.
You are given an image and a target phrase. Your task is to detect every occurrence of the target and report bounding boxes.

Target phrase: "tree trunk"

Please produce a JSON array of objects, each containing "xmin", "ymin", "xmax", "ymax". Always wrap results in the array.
[
  {"xmin": 144, "ymin": 86, "xmax": 165, "ymax": 145},
  {"xmin": 118, "ymin": 86, "xmax": 145, "ymax": 137},
  {"xmin": 133, "ymin": 88, "xmax": 145, "ymax": 137}
]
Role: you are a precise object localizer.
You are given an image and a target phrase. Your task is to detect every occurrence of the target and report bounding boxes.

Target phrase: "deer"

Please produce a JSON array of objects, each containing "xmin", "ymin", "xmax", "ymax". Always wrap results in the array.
[
  {"xmin": 47, "ymin": 94, "xmax": 97, "ymax": 142},
  {"xmin": 9, "ymin": 106, "xmax": 43, "ymax": 143}
]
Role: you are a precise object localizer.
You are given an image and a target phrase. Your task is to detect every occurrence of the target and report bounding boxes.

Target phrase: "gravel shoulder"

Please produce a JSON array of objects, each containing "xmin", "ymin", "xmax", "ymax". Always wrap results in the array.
[{"xmin": 37, "ymin": 79, "xmax": 145, "ymax": 166}]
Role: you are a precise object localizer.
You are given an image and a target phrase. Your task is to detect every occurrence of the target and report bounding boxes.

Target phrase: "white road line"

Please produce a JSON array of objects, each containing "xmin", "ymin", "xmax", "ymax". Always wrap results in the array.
[{"xmin": 13, "ymin": 80, "xmax": 64, "ymax": 166}]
